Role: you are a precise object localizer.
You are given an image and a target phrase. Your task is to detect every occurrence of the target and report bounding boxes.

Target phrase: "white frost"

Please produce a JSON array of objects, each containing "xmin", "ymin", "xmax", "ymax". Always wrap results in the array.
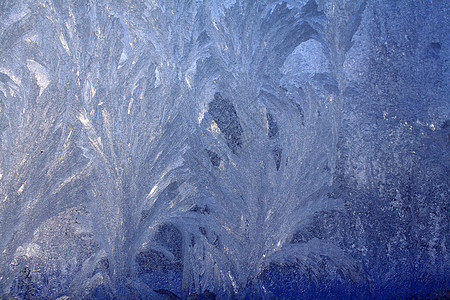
[
  {"xmin": 26, "ymin": 59, "xmax": 50, "ymax": 94},
  {"xmin": 282, "ymin": 39, "xmax": 329, "ymax": 75}
]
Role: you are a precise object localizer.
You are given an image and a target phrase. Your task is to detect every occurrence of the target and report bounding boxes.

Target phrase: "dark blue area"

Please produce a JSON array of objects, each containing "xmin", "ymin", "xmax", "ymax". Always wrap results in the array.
[{"xmin": 208, "ymin": 92, "xmax": 244, "ymax": 153}]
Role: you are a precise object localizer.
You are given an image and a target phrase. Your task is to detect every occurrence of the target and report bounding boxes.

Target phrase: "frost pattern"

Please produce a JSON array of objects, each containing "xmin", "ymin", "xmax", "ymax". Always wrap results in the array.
[{"xmin": 0, "ymin": 0, "xmax": 448, "ymax": 299}]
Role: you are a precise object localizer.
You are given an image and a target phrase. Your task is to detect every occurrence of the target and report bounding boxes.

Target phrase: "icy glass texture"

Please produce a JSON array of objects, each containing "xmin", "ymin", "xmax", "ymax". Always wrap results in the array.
[{"xmin": 0, "ymin": 0, "xmax": 448, "ymax": 299}]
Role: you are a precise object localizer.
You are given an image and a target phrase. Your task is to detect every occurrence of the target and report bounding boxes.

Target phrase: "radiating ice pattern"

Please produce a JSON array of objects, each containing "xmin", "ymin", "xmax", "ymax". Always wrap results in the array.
[{"xmin": 0, "ymin": 0, "xmax": 448, "ymax": 299}]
